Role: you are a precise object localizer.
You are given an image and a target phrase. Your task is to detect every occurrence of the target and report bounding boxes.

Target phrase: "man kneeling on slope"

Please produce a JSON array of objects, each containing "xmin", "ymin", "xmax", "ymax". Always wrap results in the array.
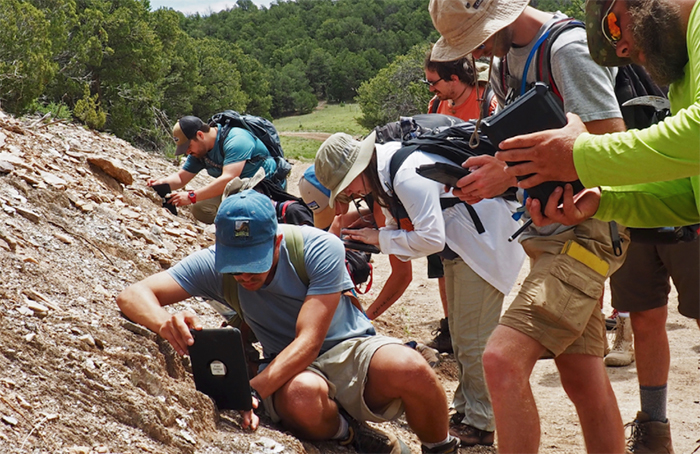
[{"xmin": 117, "ymin": 189, "xmax": 459, "ymax": 454}]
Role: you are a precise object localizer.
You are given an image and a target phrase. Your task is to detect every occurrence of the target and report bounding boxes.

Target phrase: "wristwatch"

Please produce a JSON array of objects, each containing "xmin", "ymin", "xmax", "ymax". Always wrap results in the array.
[{"xmin": 188, "ymin": 190, "xmax": 197, "ymax": 204}]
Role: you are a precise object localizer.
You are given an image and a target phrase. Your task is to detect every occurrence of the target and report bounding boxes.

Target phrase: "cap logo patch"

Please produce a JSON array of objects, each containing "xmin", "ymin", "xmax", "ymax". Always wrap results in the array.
[
  {"xmin": 234, "ymin": 220, "xmax": 251, "ymax": 237},
  {"xmin": 307, "ymin": 201, "xmax": 320, "ymax": 210}
]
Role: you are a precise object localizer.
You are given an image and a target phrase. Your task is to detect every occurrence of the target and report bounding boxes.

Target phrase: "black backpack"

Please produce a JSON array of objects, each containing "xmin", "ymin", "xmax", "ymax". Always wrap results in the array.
[
  {"xmin": 384, "ymin": 120, "xmax": 513, "ymax": 234},
  {"xmin": 209, "ymin": 110, "xmax": 292, "ymax": 186}
]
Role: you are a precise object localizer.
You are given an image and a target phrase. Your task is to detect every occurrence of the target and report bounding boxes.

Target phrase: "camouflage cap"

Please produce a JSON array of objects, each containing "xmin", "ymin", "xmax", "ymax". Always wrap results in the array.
[{"xmin": 585, "ymin": 0, "xmax": 632, "ymax": 67}]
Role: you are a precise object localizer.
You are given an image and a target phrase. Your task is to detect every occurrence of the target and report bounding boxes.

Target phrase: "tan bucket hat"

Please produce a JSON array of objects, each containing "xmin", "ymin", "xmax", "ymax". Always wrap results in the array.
[
  {"xmin": 429, "ymin": 0, "xmax": 529, "ymax": 62},
  {"xmin": 585, "ymin": 0, "xmax": 631, "ymax": 67},
  {"xmin": 314, "ymin": 131, "xmax": 376, "ymax": 208}
]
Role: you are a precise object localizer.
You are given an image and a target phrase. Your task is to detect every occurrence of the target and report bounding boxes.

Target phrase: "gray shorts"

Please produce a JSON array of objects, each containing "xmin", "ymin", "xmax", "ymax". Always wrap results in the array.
[{"xmin": 262, "ymin": 335, "xmax": 404, "ymax": 423}]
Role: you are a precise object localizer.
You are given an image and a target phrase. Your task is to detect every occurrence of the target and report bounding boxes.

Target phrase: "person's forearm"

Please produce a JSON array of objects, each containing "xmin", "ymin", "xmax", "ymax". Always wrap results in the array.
[
  {"xmin": 116, "ymin": 282, "xmax": 172, "ymax": 332},
  {"xmin": 249, "ymin": 334, "xmax": 323, "ymax": 398},
  {"xmin": 366, "ymin": 256, "xmax": 412, "ymax": 320},
  {"xmin": 191, "ymin": 176, "xmax": 231, "ymax": 201}
]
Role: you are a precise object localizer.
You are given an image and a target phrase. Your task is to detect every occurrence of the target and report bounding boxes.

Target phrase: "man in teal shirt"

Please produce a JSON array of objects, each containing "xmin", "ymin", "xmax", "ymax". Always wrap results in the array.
[{"xmin": 495, "ymin": 0, "xmax": 700, "ymax": 229}]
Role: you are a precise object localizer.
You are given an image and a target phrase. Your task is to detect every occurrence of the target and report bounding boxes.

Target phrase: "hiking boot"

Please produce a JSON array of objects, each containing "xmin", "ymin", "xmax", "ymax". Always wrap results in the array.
[
  {"xmin": 449, "ymin": 413, "xmax": 494, "ymax": 447},
  {"xmin": 421, "ymin": 436, "xmax": 460, "ymax": 454},
  {"xmin": 625, "ymin": 411, "xmax": 674, "ymax": 453},
  {"xmin": 339, "ymin": 410, "xmax": 410, "ymax": 454},
  {"xmin": 606, "ymin": 309, "xmax": 619, "ymax": 331},
  {"xmin": 605, "ymin": 316, "xmax": 634, "ymax": 367},
  {"xmin": 427, "ymin": 318, "xmax": 453, "ymax": 354}
]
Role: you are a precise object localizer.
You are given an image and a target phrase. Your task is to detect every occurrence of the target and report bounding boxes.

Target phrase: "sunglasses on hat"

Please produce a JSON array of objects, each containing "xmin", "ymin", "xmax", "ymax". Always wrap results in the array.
[{"xmin": 602, "ymin": 0, "xmax": 622, "ymax": 48}]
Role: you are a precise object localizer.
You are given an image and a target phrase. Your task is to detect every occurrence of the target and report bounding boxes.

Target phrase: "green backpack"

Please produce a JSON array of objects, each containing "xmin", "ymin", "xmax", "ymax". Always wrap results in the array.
[{"xmin": 219, "ymin": 224, "xmax": 308, "ymax": 328}]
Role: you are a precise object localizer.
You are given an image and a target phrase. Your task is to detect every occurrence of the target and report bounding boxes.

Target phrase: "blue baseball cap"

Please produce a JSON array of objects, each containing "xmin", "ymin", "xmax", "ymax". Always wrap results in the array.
[{"xmin": 214, "ymin": 189, "xmax": 278, "ymax": 274}]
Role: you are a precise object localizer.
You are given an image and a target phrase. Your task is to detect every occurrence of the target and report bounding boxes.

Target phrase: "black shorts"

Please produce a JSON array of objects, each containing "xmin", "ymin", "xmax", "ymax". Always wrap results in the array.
[
  {"xmin": 427, "ymin": 253, "xmax": 444, "ymax": 279},
  {"xmin": 610, "ymin": 238, "xmax": 700, "ymax": 319}
]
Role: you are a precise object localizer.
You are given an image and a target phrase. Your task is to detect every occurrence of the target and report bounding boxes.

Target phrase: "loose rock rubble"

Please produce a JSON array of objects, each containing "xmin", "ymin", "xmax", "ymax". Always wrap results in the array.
[{"xmin": 0, "ymin": 111, "xmax": 311, "ymax": 453}]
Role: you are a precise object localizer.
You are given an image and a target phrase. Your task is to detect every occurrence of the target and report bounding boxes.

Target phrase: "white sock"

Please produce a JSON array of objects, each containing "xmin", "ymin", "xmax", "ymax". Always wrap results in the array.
[
  {"xmin": 422, "ymin": 434, "xmax": 455, "ymax": 449},
  {"xmin": 331, "ymin": 414, "xmax": 350, "ymax": 440}
]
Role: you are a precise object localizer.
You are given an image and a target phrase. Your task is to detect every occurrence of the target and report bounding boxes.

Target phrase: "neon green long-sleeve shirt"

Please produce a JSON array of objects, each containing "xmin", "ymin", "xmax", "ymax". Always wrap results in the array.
[{"xmin": 573, "ymin": 0, "xmax": 700, "ymax": 228}]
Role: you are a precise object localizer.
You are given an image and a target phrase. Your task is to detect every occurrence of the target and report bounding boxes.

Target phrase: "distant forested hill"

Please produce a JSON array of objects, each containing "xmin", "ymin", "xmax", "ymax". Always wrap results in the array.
[{"xmin": 2, "ymin": 0, "xmax": 581, "ymax": 149}]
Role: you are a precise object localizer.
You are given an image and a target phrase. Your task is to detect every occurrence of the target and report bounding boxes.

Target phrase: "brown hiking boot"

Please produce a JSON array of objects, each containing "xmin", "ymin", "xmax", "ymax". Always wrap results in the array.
[
  {"xmin": 626, "ymin": 411, "xmax": 674, "ymax": 453},
  {"xmin": 449, "ymin": 412, "xmax": 494, "ymax": 447},
  {"xmin": 427, "ymin": 317, "xmax": 453, "ymax": 354},
  {"xmin": 421, "ymin": 436, "xmax": 460, "ymax": 453},
  {"xmin": 339, "ymin": 410, "xmax": 410, "ymax": 454}
]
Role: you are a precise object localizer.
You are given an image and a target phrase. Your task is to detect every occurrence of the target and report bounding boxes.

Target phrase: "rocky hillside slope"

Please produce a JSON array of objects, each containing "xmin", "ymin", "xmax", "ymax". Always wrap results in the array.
[{"xmin": 0, "ymin": 112, "xmax": 321, "ymax": 454}]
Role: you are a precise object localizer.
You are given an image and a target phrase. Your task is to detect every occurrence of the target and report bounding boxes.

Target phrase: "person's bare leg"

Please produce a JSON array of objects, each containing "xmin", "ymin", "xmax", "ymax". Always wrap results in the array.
[
  {"xmin": 482, "ymin": 325, "xmax": 545, "ymax": 453},
  {"xmin": 273, "ymin": 371, "xmax": 339, "ymax": 440},
  {"xmin": 364, "ymin": 344, "xmax": 449, "ymax": 444},
  {"xmin": 438, "ymin": 276, "xmax": 448, "ymax": 317},
  {"xmin": 556, "ymin": 354, "xmax": 625, "ymax": 453},
  {"xmin": 631, "ymin": 306, "xmax": 670, "ymax": 387}
]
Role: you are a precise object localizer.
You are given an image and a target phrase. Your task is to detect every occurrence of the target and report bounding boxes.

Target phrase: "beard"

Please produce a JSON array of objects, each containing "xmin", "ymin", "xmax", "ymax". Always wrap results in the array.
[
  {"xmin": 492, "ymin": 27, "xmax": 514, "ymax": 58},
  {"xmin": 627, "ymin": 0, "xmax": 688, "ymax": 86}
]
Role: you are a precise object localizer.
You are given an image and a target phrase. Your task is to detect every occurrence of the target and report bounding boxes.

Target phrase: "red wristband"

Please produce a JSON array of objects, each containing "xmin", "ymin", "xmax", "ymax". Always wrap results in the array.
[{"xmin": 188, "ymin": 190, "xmax": 197, "ymax": 204}]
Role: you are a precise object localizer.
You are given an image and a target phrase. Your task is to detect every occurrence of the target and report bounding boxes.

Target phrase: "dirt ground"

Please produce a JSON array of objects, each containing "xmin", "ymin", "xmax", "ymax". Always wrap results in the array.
[{"xmin": 0, "ymin": 116, "xmax": 697, "ymax": 454}]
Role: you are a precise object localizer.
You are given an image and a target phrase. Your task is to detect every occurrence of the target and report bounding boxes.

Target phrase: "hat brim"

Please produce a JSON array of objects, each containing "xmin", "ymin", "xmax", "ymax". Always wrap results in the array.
[
  {"xmin": 429, "ymin": 0, "xmax": 528, "ymax": 62},
  {"xmin": 328, "ymin": 131, "xmax": 376, "ymax": 209},
  {"xmin": 585, "ymin": 0, "xmax": 631, "ymax": 67},
  {"xmin": 215, "ymin": 238, "xmax": 275, "ymax": 274},
  {"xmin": 175, "ymin": 141, "xmax": 190, "ymax": 156}
]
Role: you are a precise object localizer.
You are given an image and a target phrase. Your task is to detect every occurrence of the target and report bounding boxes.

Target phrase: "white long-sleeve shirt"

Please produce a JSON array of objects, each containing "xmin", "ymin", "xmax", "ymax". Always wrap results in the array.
[{"xmin": 376, "ymin": 142, "xmax": 526, "ymax": 295}]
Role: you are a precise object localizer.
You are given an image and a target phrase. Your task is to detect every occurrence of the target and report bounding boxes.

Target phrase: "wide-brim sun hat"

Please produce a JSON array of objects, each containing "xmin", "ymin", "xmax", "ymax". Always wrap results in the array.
[
  {"xmin": 585, "ymin": 0, "xmax": 631, "ymax": 67},
  {"xmin": 314, "ymin": 131, "xmax": 376, "ymax": 209},
  {"xmin": 429, "ymin": 0, "xmax": 529, "ymax": 62}
]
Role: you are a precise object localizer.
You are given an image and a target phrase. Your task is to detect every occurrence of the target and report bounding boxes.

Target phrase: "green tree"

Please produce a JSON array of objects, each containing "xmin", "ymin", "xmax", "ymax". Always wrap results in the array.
[
  {"xmin": 0, "ymin": 0, "xmax": 57, "ymax": 112},
  {"xmin": 356, "ymin": 43, "xmax": 432, "ymax": 128}
]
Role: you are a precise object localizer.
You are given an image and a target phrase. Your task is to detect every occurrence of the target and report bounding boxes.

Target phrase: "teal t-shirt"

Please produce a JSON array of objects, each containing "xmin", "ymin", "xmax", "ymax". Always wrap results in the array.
[{"xmin": 182, "ymin": 127, "xmax": 277, "ymax": 179}]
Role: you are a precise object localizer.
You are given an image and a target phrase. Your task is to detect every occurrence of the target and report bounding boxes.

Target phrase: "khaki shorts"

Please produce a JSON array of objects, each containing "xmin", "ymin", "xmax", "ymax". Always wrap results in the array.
[
  {"xmin": 500, "ymin": 220, "xmax": 629, "ymax": 357},
  {"xmin": 262, "ymin": 336, "xmax": 404, "ymax": 423}
]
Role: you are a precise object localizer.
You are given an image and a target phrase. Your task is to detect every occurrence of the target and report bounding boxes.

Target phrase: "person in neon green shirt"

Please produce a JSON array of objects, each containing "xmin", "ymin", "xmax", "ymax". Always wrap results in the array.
[{"xmin": 495, "ymin": 0, "xmax": 700, "ymax": 229}]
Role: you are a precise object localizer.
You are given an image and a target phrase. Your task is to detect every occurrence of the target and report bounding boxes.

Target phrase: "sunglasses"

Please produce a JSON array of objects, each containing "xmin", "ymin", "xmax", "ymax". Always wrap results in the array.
[
  {"xmin": 602, "ymin": 0, "xmax": 622, "ymax": 48},
  {"xmin": 421, "ymin": 77, "xmax": 444, "ymax": 87}
]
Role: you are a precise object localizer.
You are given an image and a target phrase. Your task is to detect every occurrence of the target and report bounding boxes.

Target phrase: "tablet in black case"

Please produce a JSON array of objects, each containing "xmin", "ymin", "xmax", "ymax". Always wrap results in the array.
[
  {"xmin": 480, "ymin": 82, "xmax": 583, "ymax": 205},
  {"xmin": 189, "ymin": 328, "xmax": 252, "ymax": 411}
]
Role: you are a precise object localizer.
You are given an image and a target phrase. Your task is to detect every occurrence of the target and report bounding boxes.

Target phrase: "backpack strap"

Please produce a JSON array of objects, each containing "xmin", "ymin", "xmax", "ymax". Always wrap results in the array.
[
  {"xmin": 222, "ymin": 224, "xmax": 308, "ymax": 327},
  {"xmin": 388, "ymin": 147, "xmax": 485, "ymax": 234},
  {"xmin": 429, "ymin": 97, "xmax": 441, "ymax": 114},
  {"xmin": 480, "ymin": 83, "xmax": 496, "ymax": 118},
  {"xmin": 536, "ymin": 19, "xmax": 585, "ymax": 101}
]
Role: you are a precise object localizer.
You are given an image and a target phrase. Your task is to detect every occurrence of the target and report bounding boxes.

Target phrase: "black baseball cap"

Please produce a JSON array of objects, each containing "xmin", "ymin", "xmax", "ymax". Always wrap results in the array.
[{"xmin": 173, "ymin": 116, "xmax": 205, "ymax": 156}]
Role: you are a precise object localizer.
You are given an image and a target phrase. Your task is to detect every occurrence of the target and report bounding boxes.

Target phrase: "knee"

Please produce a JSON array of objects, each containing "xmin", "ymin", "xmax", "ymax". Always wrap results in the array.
[
  {"xmin": 373, "ymin": 346, "xmax": 437, "ymax": 391},
  {"xmin": 275, "ymin": 373, "xmax": 332, "ymax": 427},
  {"xmin": 482, "ymin": 342, "xmax": 526, "ymax": 388},
  {"xmin": 630, "ymin": 308, "xmax": 667, "ymax": 334}
]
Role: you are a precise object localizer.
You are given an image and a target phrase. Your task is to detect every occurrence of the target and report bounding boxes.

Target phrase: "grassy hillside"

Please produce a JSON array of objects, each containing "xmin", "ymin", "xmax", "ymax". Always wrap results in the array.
[{"xmin": 275, "ymin": 103, "xmax": 370, "ymax": 162}]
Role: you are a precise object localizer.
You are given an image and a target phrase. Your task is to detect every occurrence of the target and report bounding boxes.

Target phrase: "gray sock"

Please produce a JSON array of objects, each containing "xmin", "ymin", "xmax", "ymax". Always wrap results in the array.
[{"xmin": 640, "ymin": 384, "xmax": 667, "ymax": 422}]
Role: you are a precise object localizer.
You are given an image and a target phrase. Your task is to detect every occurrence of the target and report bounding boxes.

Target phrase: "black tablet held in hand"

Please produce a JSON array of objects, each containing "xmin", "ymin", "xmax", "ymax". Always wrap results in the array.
[
  {"xmin": 150, "ymin": 183, "xmax": 177, "ymax": 215},
  {"xmin": 480, "ymin": 82, "xmax": 583, "ymax": 205},
  {"xmin": 416, "ymin": 162, "xmax": 470, "ymax": 188},
  {"xmin": 189, "ymin": 328, "xmax": 252, "ymax": 411}
]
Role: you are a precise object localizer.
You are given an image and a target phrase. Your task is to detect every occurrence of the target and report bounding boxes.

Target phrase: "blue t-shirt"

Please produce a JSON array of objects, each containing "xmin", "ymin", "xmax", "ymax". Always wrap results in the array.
[
  {"xmin": 168, "ymin": 226, "xmax": 375, "ymax": 358},
  {"xmin": 182, "ymin": 127, "xmax": 277, "ymax": 179}
]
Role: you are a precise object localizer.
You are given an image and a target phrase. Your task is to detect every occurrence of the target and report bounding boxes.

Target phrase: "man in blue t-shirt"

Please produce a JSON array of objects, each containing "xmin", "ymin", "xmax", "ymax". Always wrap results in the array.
[
  {"xmin": 117, "ymin": 190, "xmax": 459, "ymax": 454},
  {"xmin": 147, "ymin": 115, "xmax": 278, "ymax": 224}
]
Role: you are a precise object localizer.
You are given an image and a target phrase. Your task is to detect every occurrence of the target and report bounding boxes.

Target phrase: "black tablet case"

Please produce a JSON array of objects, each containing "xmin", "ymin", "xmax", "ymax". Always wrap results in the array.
[
  {"xmin": 480, "ymin": 83, "xmax": 583, "ymax": 205},
  {"xmin": 189, "ymin": 328, "xmax": 252, "ymax": 411}
]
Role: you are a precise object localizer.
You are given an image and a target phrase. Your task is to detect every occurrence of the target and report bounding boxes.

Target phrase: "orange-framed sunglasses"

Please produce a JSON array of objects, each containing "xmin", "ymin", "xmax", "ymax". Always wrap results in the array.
[{"xmin": 602, "ymin": 0, "xmax": 622, "ymax": 48}]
